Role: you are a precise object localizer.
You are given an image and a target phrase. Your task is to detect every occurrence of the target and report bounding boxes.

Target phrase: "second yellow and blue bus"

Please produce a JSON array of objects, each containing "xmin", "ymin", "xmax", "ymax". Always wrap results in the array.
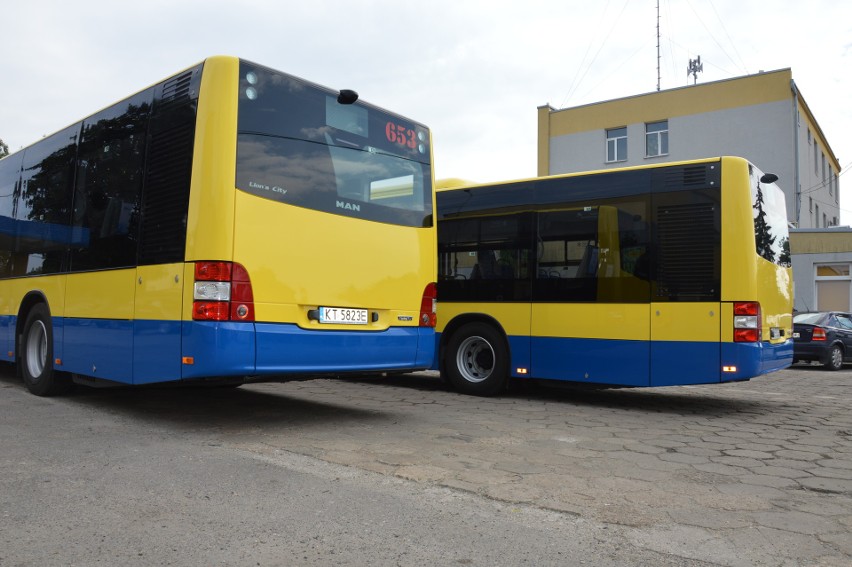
[
  {"xmin": 436, "ymin": 157, "xmax": 793, "ymax": 395},
  {"xmin": 0, "ymin": 56, "xmax": 436, "ymax": 396}
]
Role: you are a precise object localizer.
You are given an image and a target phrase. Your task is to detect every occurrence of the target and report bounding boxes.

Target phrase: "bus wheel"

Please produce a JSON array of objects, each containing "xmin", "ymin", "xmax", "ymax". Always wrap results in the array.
[
  {"xmin": 20, "ymin": 304, "xmax": 70, "ymax": 396},
  {"xmin": 446, "ymin": 322, "xmax": 508, "ymax": 396}
]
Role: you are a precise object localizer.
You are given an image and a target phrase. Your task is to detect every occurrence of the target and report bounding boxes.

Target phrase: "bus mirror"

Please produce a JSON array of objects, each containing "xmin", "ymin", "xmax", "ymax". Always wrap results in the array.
[{"xmin": 760, "ymin": 173, "xmax": 778, "ymax": 184}]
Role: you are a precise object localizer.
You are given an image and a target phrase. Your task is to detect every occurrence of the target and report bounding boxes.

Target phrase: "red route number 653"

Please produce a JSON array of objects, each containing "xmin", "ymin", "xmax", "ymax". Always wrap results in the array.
[{"xmin": 385, "ymin": 122, "xmax": 417, "ymax": 149}]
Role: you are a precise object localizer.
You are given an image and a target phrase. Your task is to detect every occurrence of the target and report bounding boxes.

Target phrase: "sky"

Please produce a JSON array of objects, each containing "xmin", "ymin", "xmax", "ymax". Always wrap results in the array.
[{"xmin": 2, "ymin": 0, "xmax": 850, "ymax": 219}]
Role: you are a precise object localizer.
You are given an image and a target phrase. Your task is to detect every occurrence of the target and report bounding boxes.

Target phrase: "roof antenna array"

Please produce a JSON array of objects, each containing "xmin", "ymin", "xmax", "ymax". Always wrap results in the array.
[{"xmin": 687, "ymin": 56, "xmax": 704, "ymax": 85}]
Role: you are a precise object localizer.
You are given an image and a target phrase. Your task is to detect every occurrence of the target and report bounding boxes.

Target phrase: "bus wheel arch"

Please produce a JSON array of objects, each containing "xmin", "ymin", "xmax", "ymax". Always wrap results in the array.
[
  {"xmin": 442, "ymin": 315, "xmax": 510, "ymax": 396},
  {"xmin": 16, "ymin": 296, "xmax": 70, "ymax": 396}
]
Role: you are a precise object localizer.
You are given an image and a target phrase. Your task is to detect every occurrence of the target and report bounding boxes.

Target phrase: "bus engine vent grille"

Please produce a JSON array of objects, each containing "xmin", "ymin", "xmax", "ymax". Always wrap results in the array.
[
  {"xmin": 138, "ymin": 68, "xmax": 200, "ymax": 264},
  {"xmin": 655, "ymin": 202, "xmax": 719, "ymax": 300},
  {"xmin": 664, "ymin": 165, "xmax": 709, "ymax": 188}
]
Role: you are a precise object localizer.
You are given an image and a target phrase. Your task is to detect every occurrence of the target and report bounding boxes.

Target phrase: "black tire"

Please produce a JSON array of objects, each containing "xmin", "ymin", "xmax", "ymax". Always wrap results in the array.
[
  {"xmin": 445, "ymin": 322, "xmax": 508, "ymax": 396},
  {"xmin": 824, "ymin": 344, "xmax": 843, "ymax": 371},
  {"xmin": 20, "ymin": 304, "xmax": 70, "ymax": 396}
]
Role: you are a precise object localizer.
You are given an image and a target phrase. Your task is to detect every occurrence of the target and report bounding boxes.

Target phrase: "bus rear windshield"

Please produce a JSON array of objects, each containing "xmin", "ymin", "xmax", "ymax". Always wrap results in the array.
[{"xmin": 235, "ymin": 60, "xmax": 432, "ymax": 228}]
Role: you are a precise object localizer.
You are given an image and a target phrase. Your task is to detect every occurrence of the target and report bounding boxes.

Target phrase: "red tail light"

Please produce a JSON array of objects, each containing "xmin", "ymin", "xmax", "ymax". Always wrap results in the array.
[
  {"xmin": 193, "ymin": 261, "xmax": 255, "ymax": 322},
  {"xmin": 419, "ymin": 282, "xmax": 437, "ymax": 327},
  {"xmin": 733, "ymin": 301, "xmax": 760, "ymax": 343},
  {"xmin": 812, "ymin": 327, "xmax": 827, "ymax": 341}
]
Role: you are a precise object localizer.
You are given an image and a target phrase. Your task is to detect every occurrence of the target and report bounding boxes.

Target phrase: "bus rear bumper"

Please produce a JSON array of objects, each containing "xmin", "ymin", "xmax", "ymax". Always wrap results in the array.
[
  {"xmin": 720, "ymin": 339, "xmax": 793, "ymax": 381},
  {"xmin": 182, "ymin": 321, "xmax": 435, "ymax": 378}
]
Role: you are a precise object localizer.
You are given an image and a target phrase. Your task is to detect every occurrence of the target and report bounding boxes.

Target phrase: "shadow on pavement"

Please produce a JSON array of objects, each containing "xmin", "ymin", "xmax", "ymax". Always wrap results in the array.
[
  {"xmin": 0, "ymin": 363, "xmax": 390, "ymax": 431},
  {"xmin": 352, "ymin": 371, "xmax": 792, "ymax": 418}
]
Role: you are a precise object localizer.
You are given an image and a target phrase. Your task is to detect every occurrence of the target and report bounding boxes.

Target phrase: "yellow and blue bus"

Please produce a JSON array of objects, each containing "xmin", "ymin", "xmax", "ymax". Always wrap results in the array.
[
  {"xmin": 435, "ymin": 157, "xmax": 792, "ymax": 395},
  {"xmin": 0, "ymin": 56, "xmax": 436, "ymax": 396}
]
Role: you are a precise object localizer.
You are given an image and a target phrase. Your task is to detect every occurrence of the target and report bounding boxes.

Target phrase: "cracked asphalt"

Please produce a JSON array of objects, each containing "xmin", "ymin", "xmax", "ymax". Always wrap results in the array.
[{"xmin": 1, "ymin": 364, "xmax": 850, "ymax": 566}]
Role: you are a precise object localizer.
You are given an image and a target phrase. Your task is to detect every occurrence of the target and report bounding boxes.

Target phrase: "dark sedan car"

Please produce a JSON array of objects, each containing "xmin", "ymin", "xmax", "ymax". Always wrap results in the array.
[{"xmin": 793, "ymin": 311, "xmax": 852, "ymax": 370}]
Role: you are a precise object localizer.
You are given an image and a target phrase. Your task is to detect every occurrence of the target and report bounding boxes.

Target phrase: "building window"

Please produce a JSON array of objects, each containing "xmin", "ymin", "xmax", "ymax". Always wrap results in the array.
[
  {"xmin": 822, "ymin": 154, "xmax": 827, "ymax": 183},
  {"xmin": 807, "ymin": 128, "xmax": 812, "ymax": 144},
  {"xmin": 809, "ymin": 196, "xmax": 813, "ymax": 212},
  {"xmin": 824, "ymin": 213, "xmax": 828, "ymax": 228},
  {"xmin": 606, "ymin": 127, "xmax": 627, "ymax": 163},
  {"xmin": 645, "ymin": 121, "xmax": 668, "ymax": 157},
  {"xmin": 814, "ymin": 143, "xmax": 818, "ymax": 174},
  {"xmin": 815, "ymin": 204, "xmax": 820, "ymax": 227},
  {"xmin": 829, "ymin": 166, "xmax": 834, "ymax": 195}
]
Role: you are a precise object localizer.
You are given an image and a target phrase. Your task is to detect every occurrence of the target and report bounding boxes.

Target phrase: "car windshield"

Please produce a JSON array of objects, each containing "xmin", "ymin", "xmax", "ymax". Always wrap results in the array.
[{"xmin": 794, "ymin": 313, "xmax": 825, "ymax": 325}]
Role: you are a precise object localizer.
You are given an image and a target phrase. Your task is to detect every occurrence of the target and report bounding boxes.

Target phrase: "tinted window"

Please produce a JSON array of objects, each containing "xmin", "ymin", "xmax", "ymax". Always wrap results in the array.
[
  {"xmin": 0, "ymin": 152, "xmax": 23, "ymax": 277},
  {"xmin": 534, "ymin": 200, "xmax": 650, "ymax": 303},
  {"xmin": 236, "ymin": 60, "xmax": 432, "ymax": 227},
  {"xmin": 439, "ymin": 213, "xmax": 533, "ymax": 302},
  {"xmin": 71, "ymin": 90, "xmax": 151, "ymax": 270},
  {"xmin": 16, "ymin": 125, "xmax": 79, "ymax": 275}
]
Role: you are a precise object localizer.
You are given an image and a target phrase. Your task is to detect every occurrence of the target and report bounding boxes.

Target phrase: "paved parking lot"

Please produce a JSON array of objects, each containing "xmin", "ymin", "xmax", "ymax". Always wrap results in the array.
[{"xmin": 2, "ymin": 364, "xmax": 851, "ymax": 565}]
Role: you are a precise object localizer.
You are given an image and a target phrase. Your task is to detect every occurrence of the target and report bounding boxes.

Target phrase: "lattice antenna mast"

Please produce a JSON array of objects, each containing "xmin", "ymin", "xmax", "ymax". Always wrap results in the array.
[
  {"xmin": 687, "ymin": 55, "xmax": 704, "ymax": 85},
  {"xmin": 656, "ymin": 0, "xmax": 661, "ymax": 91}
]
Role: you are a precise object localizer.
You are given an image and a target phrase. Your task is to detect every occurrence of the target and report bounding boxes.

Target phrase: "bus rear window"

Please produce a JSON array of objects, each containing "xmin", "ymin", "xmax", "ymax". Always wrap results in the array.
[{"xmin": 235, "ymin": 60, "xmax": 432, "ymax": 227}]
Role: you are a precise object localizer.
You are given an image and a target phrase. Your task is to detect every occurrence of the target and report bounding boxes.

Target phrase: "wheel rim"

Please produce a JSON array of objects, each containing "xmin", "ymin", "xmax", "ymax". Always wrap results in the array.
[
  {"xmin": 832, "ymin": 347, "xmax": 843, "ymax": 368},
  {"xmin": 456, "ymin": 335, "xmax": 494, "ymax": 383},
  {"xmin": 26, "ymin": 320, "xmax": 47, "ymax": 379}
]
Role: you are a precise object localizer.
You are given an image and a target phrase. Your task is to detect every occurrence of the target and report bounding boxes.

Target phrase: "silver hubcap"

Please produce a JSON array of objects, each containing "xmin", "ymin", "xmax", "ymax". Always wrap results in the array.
[
  {"xmin": 26, "ymin": 321, "xmax": 47, "ymax": 379},
  {"xmin": 832, "ymin": 347, "xmax": 843, "ymax": 368},
  {"xmin": 456, "ymin": 336, "xmax": 494, "ymax": 383}
]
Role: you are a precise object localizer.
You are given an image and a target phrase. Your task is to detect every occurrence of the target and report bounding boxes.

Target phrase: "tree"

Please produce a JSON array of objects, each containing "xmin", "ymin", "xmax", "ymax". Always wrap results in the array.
[{"xmin": 0, "ymin": 138, "xmax": 8, "ymax": 159}]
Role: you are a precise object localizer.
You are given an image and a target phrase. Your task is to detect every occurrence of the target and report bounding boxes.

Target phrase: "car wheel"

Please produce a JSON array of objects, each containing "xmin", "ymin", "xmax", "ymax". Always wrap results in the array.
[
  {"xmin": 824, "ymin": 344, "xmax": 844, "ymax": 371},
  {"xmin": 445, "ymin": 322, "xmax": 508, "ymax": 396},
  {"xmin": 20, "ymin": 304, "xmax": 70, "ymax": 396}
]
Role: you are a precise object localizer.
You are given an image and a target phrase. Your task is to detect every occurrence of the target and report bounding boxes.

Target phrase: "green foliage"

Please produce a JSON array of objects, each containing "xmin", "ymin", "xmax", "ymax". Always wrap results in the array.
[{"xmin": 0, "ymin": 138, "xmax": 8, "ymax": 159}]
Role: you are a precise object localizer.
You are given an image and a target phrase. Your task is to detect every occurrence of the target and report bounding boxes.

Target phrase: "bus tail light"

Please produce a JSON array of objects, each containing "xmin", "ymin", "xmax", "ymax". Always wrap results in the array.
[
  {"xmin": 420, "ymin": 282, "xmax": 437, "ymax": 327},
  {"xmin": 733, "ymin": 301, "xmax": 760, "ymax": 343},
  {"xmin": 193, "ymin": 261, "xmax": 255, "ymax": 322},
  {"xmin": 812, "ymin": 327, "xmax": 827, "ymax": 341}
]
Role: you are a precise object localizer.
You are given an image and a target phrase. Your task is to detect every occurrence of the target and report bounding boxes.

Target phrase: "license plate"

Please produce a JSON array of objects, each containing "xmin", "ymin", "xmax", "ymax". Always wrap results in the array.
[{"xmin": 319, "ymin": 306, "xmax": 368, "ymax": 325}]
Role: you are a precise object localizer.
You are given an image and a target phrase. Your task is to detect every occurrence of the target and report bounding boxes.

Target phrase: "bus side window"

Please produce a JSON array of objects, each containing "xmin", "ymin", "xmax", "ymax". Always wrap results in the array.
[{"xmin": 71, "ymin": 91, "xmax": 151, "ymax": 271}]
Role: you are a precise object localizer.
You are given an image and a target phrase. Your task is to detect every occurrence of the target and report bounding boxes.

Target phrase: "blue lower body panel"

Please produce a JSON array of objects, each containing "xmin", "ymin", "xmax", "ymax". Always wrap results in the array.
[
  {"xmin": 436, "ymin": 329, "xmax": 789, "ymax": 388},
  {"xmin": 0, "ymin": 315, "xmax": 15, "ymax": 362},
  {"xmin": 9, "ymin": 314, "xmax": 433, "ymax": 385},
  {"xmin": 62, "ymin": 318, "xmax": 134, "ymax": 383},
  {"xmin": 721, "ymin": 339, "xmax": 793, "ymax": 380},
  {"xmin": 531, "ymin": 336, "xmax": 650, "ymax": 387},
  {"xmin": 181, "ymin": 321, "xmax": 435, "ymax": 379},
  {"xmin": 650, "ymin": 340, "xmax": 721, "ymax": 386},
  {"xmin": 253, "ymin": 323, "xmax": 434, "ymax": 374}
]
